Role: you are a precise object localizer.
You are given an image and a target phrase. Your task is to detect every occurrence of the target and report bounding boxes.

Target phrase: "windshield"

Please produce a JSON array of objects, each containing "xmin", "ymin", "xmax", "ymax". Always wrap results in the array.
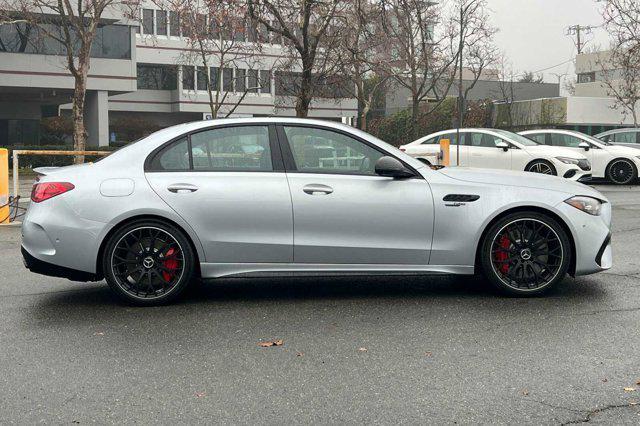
[
  {"xmin": 580, "ymin": 133, "xmax": 610, "ymax": 146},
  {"xmin": 492, "ymin": 129, "xmax": 539, "ymax": 146}
]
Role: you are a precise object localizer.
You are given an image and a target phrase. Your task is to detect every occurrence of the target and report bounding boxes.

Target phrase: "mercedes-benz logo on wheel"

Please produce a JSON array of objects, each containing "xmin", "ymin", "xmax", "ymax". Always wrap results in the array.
[
  {"xmin": 143, "ymin": 257, "xmax": 155, "ymax": 269},
  {"xmin": 520, "ymin": 248, "xmax": 532, "ymax": 261}
]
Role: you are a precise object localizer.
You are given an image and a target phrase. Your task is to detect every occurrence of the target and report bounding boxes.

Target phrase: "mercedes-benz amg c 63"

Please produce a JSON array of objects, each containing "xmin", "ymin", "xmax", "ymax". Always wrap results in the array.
[{"xmin": 22, "ymin": 119, "xmax": 612, "ymax": 305}]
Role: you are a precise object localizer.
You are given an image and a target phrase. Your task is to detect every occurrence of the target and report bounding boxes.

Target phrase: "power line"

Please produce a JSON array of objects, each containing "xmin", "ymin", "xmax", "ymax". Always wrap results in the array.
[{"xmin": 567, "ymin": 24, "xmax": 598, "ymax": 54}]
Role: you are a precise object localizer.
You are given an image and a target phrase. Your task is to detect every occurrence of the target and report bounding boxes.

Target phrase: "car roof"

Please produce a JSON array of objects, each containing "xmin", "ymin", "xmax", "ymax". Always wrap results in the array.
[
  {"xmin": 408, "ymin": 128, "xmax": 509, "ymax": 144},
  {"xmin": 595, "ymin": 128, "xmax": 640, "ymax": 137}
]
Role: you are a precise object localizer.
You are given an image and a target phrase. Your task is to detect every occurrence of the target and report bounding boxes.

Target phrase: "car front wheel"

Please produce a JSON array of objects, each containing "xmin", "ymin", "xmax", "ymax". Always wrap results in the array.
[
  {"xmin": 526, "ymin": 160, "xmax": 556, "ymax": 175},
  {"xmin": 102, "ymin": 219, "xmax": 195, "ymax": 305},
  {"xmin": 480, "ymin": 212, "xmax": 571, "ymax": 295},
  {"xmin": 606, "ymin": 159, "xmax": 637, "ymax": 185}
]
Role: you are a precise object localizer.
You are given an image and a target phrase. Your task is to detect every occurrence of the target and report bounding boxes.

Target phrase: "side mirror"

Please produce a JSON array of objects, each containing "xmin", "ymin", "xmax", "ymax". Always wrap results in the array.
[
  {"xmin": 375, "ymin": 156, "xmax": 414, "ymax": 179},
  {"xmin": 578, "ymin": 141, "xmax": 590, "ymax": 151},
  {"xmin": 496, "ymin": 141, "xmax": 510, "ymax": 152}
]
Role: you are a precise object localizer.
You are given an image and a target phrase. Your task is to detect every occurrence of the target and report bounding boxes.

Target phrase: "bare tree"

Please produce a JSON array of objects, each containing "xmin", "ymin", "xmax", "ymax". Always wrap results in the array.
[
  {"xmin": 494, "ymin": 55, "xmax": 516, "ymax": 128},
  {"xmin": 600, "ymin": 0, "xmax": 640, "ymax": 126},
  {"xmin": 517, "ymin": 71, "xmax": 544, "ymax": 83},
  {"xmin": 154, "ymin": 0, "xmax": 266, "ymax": 118},
  {"xmin": 381, "ymin": 0, "xmax": 459, "ymax": 139},
  {"xmin": 247, "ymin": 0, "xmax": 348, "ymax": 117},
  {"xmin": 335, "ymin": 0, "xmax": 388, "ymax": 130},
  {"xmin": 451, "ymin": 0, "xmax": 497, "ymax": 128},
  {"xmin": 6, "ymin": 0, "xmax": 137, "ymax": 163}
]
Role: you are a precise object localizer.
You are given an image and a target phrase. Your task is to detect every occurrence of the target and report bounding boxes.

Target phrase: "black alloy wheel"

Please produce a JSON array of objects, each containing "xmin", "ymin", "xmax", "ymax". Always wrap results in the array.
[
  {"xmin": 480, "ymin": 212, "xmax": 571, "ymax": 295},
  {"xmin": 606, "ymin": 159, "xmax": 637, "ymax": 185},
  {"xmin": 103, "ymin": 220, "xmax": 195, "ymax": 305}
]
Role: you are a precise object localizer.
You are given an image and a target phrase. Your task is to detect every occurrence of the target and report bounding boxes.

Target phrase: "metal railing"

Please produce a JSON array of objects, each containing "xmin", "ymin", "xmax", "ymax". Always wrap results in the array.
[{"xmin": 12, "ymin": 150, "xmax": 111, "ymax": 200}]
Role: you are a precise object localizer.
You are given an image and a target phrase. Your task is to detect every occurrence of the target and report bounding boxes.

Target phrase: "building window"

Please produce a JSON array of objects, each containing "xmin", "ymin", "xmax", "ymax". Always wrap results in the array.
[
  {"xmin": 142, "ymin": 9, "xmax": 154, "ymax": 35},
  {"xmin": 0, "ymin": 21, "xmax": 131, "ymax": 59},
  {"xmin": 247, "ymin": 69, "xmax": 259, "ymax": 93},
  {"xmin": 210, "ymin": 67, "xmax": 220, "ymax": 91},
  {"xmin": 577, "ymin": 72, "xmax": 596, "ymax": 83},
  {"xmin": 222, "ymin": 68, "xmax": 234, "ymax": 92},
  {"xmin": 260, "ymin": 70, "xmax": 271, "ymax": 94},
  {"xmin": 182, "ymin": 66, "xmax": 195, "ymax": 90},
  {"xmin": 137, "ymin": 64, "xmax": 177, "ymax": 90},
  {"xmin": 236, "ymin": 69, "xmax": 246, "ymax": 92},
  {"xmin": 169, "ymin": 11, "xmax": 180, "ymax": 36},
  {"xmin": 197, "ymin": 66, "xmax": 208, "ymax": 91},
  {"xmin": 156, "ymin": 10, "xmax": 168, "ymax": 36}
]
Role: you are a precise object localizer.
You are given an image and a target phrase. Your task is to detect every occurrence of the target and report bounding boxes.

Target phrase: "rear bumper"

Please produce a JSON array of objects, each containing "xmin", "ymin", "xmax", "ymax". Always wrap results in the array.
[{"xmin": 22, "ymin": 246, "xmax": 99, "ymax": 282}]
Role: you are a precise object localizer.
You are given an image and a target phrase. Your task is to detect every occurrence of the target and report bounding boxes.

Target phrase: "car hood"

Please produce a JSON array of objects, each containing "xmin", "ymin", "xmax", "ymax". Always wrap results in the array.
[
  {"xmin": 523, "ymin": 145, "xmax": 587, "ymax": 159},
  {"xmin": 437, "ymin": 167, "xmax": 606, "ymax": 199}
]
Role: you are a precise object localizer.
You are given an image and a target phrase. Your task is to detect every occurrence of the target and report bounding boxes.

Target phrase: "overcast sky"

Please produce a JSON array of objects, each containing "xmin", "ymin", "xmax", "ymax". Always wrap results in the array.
[{"xmin": 487, "ymin": 0, "xmax": 611, "ymax": 90}]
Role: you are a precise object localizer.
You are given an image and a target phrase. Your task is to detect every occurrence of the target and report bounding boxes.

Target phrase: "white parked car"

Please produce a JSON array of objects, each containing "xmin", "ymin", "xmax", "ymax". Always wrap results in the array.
[
  {"xmin": 520, "ymin": 129, "xmax": 640, "ymax": 185},
  {"xmin": 594, "ymin": 128, "xmax": 640, "ymax": 148},
  {"xmin": 400, "ymin": 128, "xmax": 591, "ymax": 181}
]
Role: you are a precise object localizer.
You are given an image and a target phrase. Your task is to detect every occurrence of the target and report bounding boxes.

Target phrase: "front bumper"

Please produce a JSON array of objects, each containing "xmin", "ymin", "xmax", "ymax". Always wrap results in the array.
[
  {"xmin": 557, "ymin": 200, "xmax": 613, "ymax": 276},
  {"xmin": 22, "ymin": 246, "xmax": 99, "ymax": 282}
]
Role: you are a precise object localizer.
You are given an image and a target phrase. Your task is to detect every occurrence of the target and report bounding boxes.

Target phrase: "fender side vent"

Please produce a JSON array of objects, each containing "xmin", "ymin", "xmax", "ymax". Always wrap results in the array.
[{"xmin": 443, "ymin": 194, "xmax": 480, "ymax": 202}]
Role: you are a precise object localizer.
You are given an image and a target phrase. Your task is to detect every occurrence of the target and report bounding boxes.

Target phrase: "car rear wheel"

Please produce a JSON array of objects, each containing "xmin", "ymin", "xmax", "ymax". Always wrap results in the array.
[
  {"xmin": 102, "ymin": 219, "xmax": 195, "ymax": 306},
  {"xmin": 606, "ymin": 159, "xmax": 637, "ymax": 185},
  {"xmin": 526, "ymin": 160, "xmax": 556, "ymax": 175},
  {"xmin": 480, "ymin": 212, "xmax": 571, "ymax": 295}
]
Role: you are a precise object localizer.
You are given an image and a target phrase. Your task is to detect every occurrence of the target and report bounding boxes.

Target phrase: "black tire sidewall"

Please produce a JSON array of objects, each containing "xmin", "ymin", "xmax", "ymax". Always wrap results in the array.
[
  {"xmin": 480, "ymin": 211, "xmax": 571, "ymax": 295},
  {"xmin": 607, "ymin": 159, "xmax": 637, "ymax": 185},
  {"xmin": 102, "ymin": 219, "xmax": 195, "ymax": 306}
]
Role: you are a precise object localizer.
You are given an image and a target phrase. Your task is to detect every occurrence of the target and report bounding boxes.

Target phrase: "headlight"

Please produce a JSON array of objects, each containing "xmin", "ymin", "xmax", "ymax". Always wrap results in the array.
[
  {"xmin": 565, "ymin": 196, "xmax": 603, "ymax": 216},
  {"xmin": 555, "ymin": 156, "xmax": 580, "ymax": 165}
]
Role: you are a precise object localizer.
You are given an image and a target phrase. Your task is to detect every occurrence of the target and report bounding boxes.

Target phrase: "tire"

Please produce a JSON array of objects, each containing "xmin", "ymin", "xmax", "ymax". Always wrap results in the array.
[
  {"xmin": 606, "ymin": 159, "xmax": 637, "ymax": 185},
  {"xmin": 102, "ymin": 219, "xmax": 196, "ymax": 306},
  {"xmin": 526, "ymin": 160, "xmax": 556, "ymax": 176},
  {"xmin": 480, "ymin": 211, "xmax": 571, "ymax": 296}
]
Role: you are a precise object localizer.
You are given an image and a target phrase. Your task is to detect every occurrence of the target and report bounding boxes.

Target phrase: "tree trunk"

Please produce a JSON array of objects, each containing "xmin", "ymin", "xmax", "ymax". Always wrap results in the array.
[
  {"xmin": 72, "ymin": 73, "xmax": 88, "ymax": 164},
  {"xmin": 296, "ymin": 64, "xmax": 312, "ymax": 117},
  {"xmin": 359, "ymin": 103, "xmax": 370, "ymax": 131},
  {"xmin": 411, "ymin": 98, "xmax": 420, "ymax": 140}
]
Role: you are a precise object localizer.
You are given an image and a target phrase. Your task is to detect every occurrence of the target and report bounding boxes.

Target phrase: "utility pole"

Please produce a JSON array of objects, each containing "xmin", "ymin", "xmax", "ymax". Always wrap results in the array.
[
  {"xmin": 566, "ymin": 24, "xmax": 596, "ymax": 54},
  {"xmin": 456, "ymin": 3, "xmax": 464, "ymax": 166}
]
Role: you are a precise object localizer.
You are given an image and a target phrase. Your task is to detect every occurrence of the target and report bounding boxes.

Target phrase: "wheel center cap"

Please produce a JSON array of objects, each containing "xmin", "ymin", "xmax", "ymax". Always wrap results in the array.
[
  {"xmin": 143, "ymin": 257, "xmax": 155, "ymax": 269},
  {"xmin": 520, "ymin": 248, "xmax": 532, "ymax": 261}
]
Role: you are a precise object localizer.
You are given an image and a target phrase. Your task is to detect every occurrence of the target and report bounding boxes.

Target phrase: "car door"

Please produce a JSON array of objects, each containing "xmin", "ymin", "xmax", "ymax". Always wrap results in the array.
[
  {"xmin": 466, "ymin": 132, "xmax": 512, "ymax": 170},
  {"xmin": 278, "ymin": 125, "xmax": 434, "ymax": 265},
  {"xmin": 145, "ymin": 124, "xmax": 293, "ymax": 263}
]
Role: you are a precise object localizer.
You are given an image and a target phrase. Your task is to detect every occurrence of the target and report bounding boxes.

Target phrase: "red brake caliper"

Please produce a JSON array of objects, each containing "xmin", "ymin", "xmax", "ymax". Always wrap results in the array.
[
  {"xmin": 495, "ymin": 234, "xmax": 511, "ymax": 274},
  {"xmin": 162, "ymin": 247, "xmax": 180, "ymax": 283}
]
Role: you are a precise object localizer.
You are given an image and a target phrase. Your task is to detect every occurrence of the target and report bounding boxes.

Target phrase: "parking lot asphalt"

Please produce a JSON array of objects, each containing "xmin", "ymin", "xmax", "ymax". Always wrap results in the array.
[{"xmin": 1, "ymin": 184, "xmax": 640, "ymax": 424}]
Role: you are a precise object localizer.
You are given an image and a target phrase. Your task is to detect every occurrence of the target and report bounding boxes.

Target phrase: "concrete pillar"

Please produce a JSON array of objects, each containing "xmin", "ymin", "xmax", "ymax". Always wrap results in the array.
[{"xmin": 85, "ymin": 90, "xmax": 109, "ymax": 147}]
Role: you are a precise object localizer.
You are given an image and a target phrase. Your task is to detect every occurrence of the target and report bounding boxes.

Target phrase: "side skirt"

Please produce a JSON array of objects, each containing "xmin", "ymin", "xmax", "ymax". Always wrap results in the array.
[{"xmin": 200, "ymin": 263, "xmax": 475, "ymax": 279}]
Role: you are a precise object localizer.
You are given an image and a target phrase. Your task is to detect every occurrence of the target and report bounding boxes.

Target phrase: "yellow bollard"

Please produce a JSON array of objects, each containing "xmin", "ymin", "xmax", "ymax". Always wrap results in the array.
[
  {"xmin": 0, "ymin": 148, "xmax": 8, "ymax": 224},
  {"xmin": 439, "ymin": 138, "xmax": 450, "ymax": 166}
]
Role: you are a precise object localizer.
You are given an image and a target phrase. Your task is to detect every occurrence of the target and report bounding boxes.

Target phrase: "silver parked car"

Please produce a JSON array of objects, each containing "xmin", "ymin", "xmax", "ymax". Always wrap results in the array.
[
  {"xmin": 595, "ymin": 128, "xmax": 640, "ymax": 148},
  {"xmin": 22, "ymin": 119, "xmax": 612, "ymax": 305}
]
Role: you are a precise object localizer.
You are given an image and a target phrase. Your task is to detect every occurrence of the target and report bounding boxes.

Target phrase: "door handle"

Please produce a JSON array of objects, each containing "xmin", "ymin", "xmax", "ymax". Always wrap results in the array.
[
  {"xmin": 167, "ymin": 183, "xmax": 199, "ymax": 193},
  {"xmin": 303, "ymin": 184, "xmax": 333, "ymax": 195}
]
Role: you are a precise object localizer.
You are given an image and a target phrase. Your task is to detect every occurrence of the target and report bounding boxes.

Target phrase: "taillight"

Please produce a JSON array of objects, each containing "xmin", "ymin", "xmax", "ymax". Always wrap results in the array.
[{"xmin": 31, "ymin": 182, "xmax": 75, "ymax": 203}]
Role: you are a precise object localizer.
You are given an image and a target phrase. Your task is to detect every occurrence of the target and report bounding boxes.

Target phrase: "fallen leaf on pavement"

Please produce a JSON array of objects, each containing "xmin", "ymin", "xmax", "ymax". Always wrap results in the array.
[
  {"xmin": 195, "ymin": 392, "xmax": 206, "ymax": 398},
  {"xmin": 258, "ymin": 339, "xmax": 284, "ymax": 347},
  {"xmin": 296, "ymin": 352, "xmax": 304, "ymax": 357},
  {"xmin": 93, "ymin": 332, "xmax": 104, "ymax": 336},
  {"xmin": 521, "ymin": 389, "xmax": 529, "ymax": 396},
  {"xmin": 424, "ymin": 351, "xmax": 433, "ymax": 357},
  {"xmin": 602, "ymin": 378, "xmax": 608, "ymax": 383},
  {"xmin": 358, "ymin": 347, "xmax": 367, "ymax": 352},
  {"xmin": 623, "ymin": 387, "xmax": 636, "ymax": 392}
]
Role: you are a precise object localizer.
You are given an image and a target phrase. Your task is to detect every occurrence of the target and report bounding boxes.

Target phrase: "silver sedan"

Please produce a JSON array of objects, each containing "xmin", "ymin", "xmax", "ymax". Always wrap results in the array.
[{"xmin": 22, "ymin": 118, "xmax": 612, "ymax": 305}]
